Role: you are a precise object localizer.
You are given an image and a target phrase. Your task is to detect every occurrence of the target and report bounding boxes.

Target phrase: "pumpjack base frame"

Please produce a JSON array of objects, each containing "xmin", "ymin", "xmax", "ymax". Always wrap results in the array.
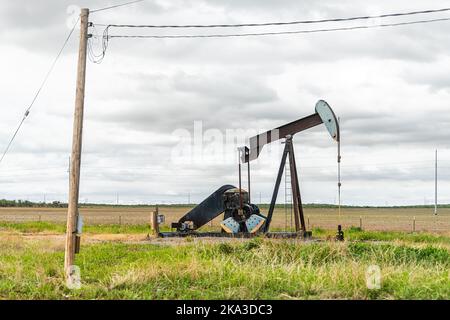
[{"xmin": 159, "ymin": 231, "xmax": 313, "ymax": 239}]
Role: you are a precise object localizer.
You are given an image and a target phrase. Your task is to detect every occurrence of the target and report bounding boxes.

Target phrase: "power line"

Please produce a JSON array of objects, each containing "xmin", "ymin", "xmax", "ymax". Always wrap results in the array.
[
  {"xmin": 0, "ymin": 18, "xmax": 79, "ymax": 166},
  {"xmin": 103, "ymin": 17, "xmax": 450, "ymax": 39},
  {"xmin": 91, "ymin": 0, "xmax": 146, "ymax": 13},
  {"xmin": 88, "ymin": 23, "xmax": 108, "ymax": 64},
  {"xmin": 95, "ymin": 7, "xmax": 450, "ymax": 28},
  {"xmin": 89, "ymin": 8, "xmax": 450, "ymax": 62}
]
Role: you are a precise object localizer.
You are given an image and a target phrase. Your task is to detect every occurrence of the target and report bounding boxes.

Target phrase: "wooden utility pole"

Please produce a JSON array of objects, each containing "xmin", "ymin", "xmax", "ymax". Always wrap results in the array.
[
  {"xmin": 151, "ymin": 206, "xmax": 160, "ymax": 236},
  {"xmin": 65, "ymin": 8, "xmax": 89, "ymax": 277}
]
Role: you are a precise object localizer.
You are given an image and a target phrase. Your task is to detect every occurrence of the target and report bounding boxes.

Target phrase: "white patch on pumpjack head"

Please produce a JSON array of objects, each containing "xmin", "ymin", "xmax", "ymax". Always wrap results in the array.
[
  {"xmin": 221, "ymin": 217, "xmax": 240, "ymax": 233},
  {"xmin": 245, "ymin": 214, "xmax": 266, "ymax": 233}
]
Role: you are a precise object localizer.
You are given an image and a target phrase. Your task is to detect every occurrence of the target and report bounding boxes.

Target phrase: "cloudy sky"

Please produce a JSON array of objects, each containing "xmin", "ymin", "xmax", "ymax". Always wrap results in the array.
[{"xmin": 1, "ymin": 0, "xmax": 450, "ymax": 206}]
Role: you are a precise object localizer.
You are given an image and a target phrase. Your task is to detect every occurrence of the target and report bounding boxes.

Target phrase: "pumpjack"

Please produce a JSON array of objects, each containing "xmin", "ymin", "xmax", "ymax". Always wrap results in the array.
[{"xmin": 163, "ymin": 100, "xmax": 340, "ymax": 238}]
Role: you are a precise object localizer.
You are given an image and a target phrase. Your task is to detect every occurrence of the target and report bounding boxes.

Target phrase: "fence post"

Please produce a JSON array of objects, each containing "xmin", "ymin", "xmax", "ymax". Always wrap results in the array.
[
  {"xmin": 38, "ymin": 215, "xmax": 42, "ymax": 223},
  {"xmin": 413, "ymin": 216, "xmax": 416, "ymax": 232},
  {"xmin": 119, "ymin": 215, "xmax": 122, "ymax": 225},
  {"xmin": 359, "ymin": 216, "xmax": 362, "ymax": 230},
  {"xmin": 307, "ymin": 217, "xmax": 310, "ymax": 230},
  {"xmin": 151, "ymin": 206, "xmax": 160, "ymax": 237}
]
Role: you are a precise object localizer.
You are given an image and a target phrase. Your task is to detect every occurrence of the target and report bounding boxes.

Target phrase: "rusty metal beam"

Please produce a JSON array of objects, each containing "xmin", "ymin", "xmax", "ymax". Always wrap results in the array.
[
  {"xmin": 288, "ymin": 139, "xmax": 306, "ymax": 232},
  {"xmin": 244, "ymin": 113, "xmax": 323, "ymax": 163},
  {"xmin": 263, "ymin": 142, "xmax": 289, "ymax": 232}
]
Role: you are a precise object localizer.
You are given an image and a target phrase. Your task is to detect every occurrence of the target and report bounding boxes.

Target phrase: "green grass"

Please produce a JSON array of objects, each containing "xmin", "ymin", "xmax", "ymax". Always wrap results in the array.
[
  {"xmin": 1, "ymin": 221, "xmax": 449, "ymax": 245},
  {"xmin": 0, "ymin": 236, "xmax": 449, "ymax": 299},
  {"xmin": 312, "ymin": 226, "xmax": 450, "ymax": 245},
  {"xmin": 0, "ymin": 221, "xmax": 227, "ymax": 234},
  {"xmin": 1, "ymin": 221, "xmax": 449, "ymax": 299},
  {"xmin": 0, "ymin": 221, "xmax": 157, "ymax": 234},
  {"xmin": 0, "ymin": 221, "xmax": 67, "ymax": 233}
]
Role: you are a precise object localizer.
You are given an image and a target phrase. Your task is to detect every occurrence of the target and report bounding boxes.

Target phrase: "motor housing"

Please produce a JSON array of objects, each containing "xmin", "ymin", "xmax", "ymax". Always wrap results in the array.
[{"xmin": 221, "ymin": 188, "xmax": 266, "ymax": 233}]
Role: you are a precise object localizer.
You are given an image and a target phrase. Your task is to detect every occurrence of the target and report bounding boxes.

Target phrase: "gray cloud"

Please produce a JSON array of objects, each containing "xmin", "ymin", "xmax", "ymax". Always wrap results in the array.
[
  {"xmin": 2, "ymin": 0, "xmax": 450, "ymax": 205},
  {"xmin": 90, "ymin": 69, "xmax": 294, "ymax": 132},
  {"xmin": 402, "ymin": 66, "xmax": 450, "ymax": 92}
]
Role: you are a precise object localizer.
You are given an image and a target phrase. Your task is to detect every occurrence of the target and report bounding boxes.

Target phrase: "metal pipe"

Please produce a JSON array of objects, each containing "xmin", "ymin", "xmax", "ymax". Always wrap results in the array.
[
  {"xmin": 287, "ymin": 138, "xmax": 305, "ymax": 232},
  {"xmin": 238, "ymin": 149, "xmax": 243, "ymax": 210},
  {"xmin": 435, "ymin": 149, "xmax": 438, "ymax": 215},
  {"xmin": 264, "ymin": 142, "xmax": 289, "ymax": 232},
  {"xmin": 247, "ymin": 155, "xmax": 251, "ymax": 203},
  {"xmin": 337, "ymin": 117, "xmax": 342, "ymax": 222}
]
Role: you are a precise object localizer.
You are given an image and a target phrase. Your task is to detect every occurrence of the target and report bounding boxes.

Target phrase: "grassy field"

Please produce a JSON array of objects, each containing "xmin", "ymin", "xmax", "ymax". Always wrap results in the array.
[
  {"xmin": 1, "ymin": 205, "xmax": 449, "ymax": 232},
  {"xmin": 0, "ymin": 205, "xmax": 449, "ymax": 299},
  {"xmin": 0, "ymin": 221, "xmax": 449, "ymax": 300}
]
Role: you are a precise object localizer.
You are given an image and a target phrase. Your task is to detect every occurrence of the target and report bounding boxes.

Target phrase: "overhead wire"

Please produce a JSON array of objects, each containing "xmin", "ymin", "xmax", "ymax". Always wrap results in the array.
[
  {"xmin": 102, "ymin": 17, "xmax": 450, "ymax": 39},
  {"xmin": 0, "ymin": 17, "xmax": 80, "ymax": 166},
  {"xmin": 4, "ymin": 6, "xmax": 450, "ymax": 201},
  {"xmin": 88, "ymin": 15, "xmax": 450, "ymax": 63},
  {"xmin": 93, "ymin": 7, "xmax": 450, "ymax": 28},
  {"xmin": 88, "ymin": 8, "xmax": 450, "ymax": 63},
  {"xmin": 88, "ymin": 23, "xmax": 109, "ymax": 64},
  {"xmin": 91, "ymin": 0, "xmax": 146, "ymax": 13}
]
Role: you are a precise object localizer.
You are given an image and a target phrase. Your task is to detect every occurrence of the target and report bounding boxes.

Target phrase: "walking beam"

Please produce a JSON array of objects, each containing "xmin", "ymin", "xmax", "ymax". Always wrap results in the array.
[{"xmin": 242, "ymin": 100, "xmax": 340, "ymax": 163}]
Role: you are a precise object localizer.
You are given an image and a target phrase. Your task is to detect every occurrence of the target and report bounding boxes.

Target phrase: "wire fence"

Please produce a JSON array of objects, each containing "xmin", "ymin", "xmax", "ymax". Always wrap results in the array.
[{"xmin": 0, "ymin": 207, "xmax": 448, "ymax": 233}]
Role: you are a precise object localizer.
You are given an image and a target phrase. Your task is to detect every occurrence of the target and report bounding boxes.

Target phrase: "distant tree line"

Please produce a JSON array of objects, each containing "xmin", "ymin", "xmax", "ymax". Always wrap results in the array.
[
  {"xmin": 0, "ymin": 199, "xmax": 67, "ymax": 208},
  {"xmin": 0, "ymin": 199, "xmax": 448, "ymax": 209}
]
